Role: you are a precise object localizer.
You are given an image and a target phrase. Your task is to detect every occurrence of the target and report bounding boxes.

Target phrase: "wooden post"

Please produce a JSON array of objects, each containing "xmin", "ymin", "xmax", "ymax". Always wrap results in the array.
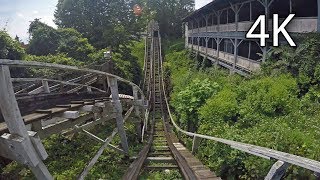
[
  {"xmin": 192, "ymin": 136, "xmax": 201, "ymax": 154},
  {"xmin": 42, "ymin": 80, "xmax": 50, "ymax": 93},
  {"xmin": 58, "ymin": 75, "xmax": 64, "ymax": 92},
  {"xmin": 86, "ymin": 86, "xmax": 92, "ymax": 93},
  {"xmin": 132, "ymin": 86, "xmax": 142, "ymax": 141},
  {"xmin": 0, "ymin": 66, "xmax": 53, "ymax": 180},
  {"xmin": 265, "ymin": 161, "xmax": 290, "ymax": 180},
  {"xmin": 233, "ymin": 38, "xmax": 238, "ymax": 74},
  {"xmin": 205, "ymin": 37, "xmax": 209, "ymax": 56},
  {"xmin": 107, "ymin": 76, "xmax": 129, "ymax": 153}
]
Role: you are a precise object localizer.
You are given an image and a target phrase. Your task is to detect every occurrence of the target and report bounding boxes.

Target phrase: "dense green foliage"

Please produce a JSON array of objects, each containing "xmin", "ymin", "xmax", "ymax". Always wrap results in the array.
[
  {"xmin": 54, "ymin": 0, "xmax": 145, "ymax": 49},
  {"xmin": 165, "ymin": 39, "xmax": 320, "ymax": 179},
  {"xmin": 0, "ymin": 31, "xmax": 25, "ymax": 60},
  {"xmin": 264, "ymin": 33, "xmax": 320, "ymax": 97},
  {"xmin": 28, "ymin": 19, "xmax": 95, "ymax": 62},
  {"xmin": 143, "ymin": 0, "xmax": 194, "ymax": 38}
]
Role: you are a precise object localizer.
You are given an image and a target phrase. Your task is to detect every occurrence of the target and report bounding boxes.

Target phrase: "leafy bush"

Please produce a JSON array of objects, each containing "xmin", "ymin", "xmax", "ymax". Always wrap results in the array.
[
  {"xmin": 0, "ymin": 31, "xmax": 25, "ymax": 60},
  {"xmin": 237, "ymin": 75, "xmax": 298, "ymax": 127},
  {"xmin": 172, "ymin": 78, "xmax": 219, "ymax": 131},
  {"xmin": 199, "ymin": 88, "xmax": 239, "ymax": 126}
]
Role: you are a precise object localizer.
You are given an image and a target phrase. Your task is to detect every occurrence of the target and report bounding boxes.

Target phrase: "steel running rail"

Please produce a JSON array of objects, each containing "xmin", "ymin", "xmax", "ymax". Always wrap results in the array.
[{"xmin": 158, "ymin": 37, "xmax": 320, "ymax": 177}]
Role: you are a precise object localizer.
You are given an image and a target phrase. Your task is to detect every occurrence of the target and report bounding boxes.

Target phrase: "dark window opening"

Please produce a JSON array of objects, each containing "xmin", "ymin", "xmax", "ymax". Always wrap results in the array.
[
  {"xmin": 292, "ymin": 0, "xmax": 317, "ymax": 17},
  {"xmin": 212, "ymin": 39, "xmax": 217, "ymax": 50},
  {"xmin": 238, "ymin": 41, "xmax": 249, "ymax": 58},
  {"xmin": 212, "ymin": 14, "xmax": 217, "ymax": 25},
  {"xmin": 270, "ymin": 0, "xmax": 290, "ymax": 18},
  {"xmin": 208, "ymin": 38, "xmax": 213, "ymax": 48},
  {"xmin": 193, "ymin": 37, "xmax": 198, "ymax": 45},
  {"xmin": 228, "ymin": 8, "xmax": 235, "ymax": 23},
  {"xmin": 251, "ymin": 1, "xmax": 265, "ymax": 20},
  {"xmin": 224, "ymin": 39, "xmax": 234, "ymax": 54},
  {"xmin": 208, "ymin": 14, "xmax": 213, "ymax": 26},
  {"xmin": 239, "ymin": 3, "xmax": 251, "ymax": 22},
  {"xmin": 219, "ymin": 39, "xmax": 225, "ymax": 51},
  {"xmin": 250, "ymin": 41, "xmax": 262, "ymax": 60},
  {"xmin": 220, "ymin": 10, "xmax": 228, "ymax": 24}
]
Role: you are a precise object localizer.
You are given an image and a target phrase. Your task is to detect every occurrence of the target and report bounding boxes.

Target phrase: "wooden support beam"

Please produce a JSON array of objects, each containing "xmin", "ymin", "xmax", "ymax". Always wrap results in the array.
[
  {"xmin": 42, "ymin": 80, "xmax": 50, "ymax": 93},
  {"xmin": 265, "ymin": 161, "xmax": 290, "ymax": 180},
  {"xmin": 192, "ymin": 136, "xmax": 201, "ymax": 154},
  {"xmin": 78, "ymin": 106, "xmax": 133, "ymax": 180},
  {"xmin": 133, "ymin": 86, "xmax": 142, "ymax": 141},
  {"xmin": 108, "ymin": 77, "xmax": 129, "ymax": 153},
  {"xmin": 0, "ymin": 65, "xmax": 53, "ymax": 179},
  {"xmin": 61, "ymin": 111, "xmax": 80, "ymax": 119}
]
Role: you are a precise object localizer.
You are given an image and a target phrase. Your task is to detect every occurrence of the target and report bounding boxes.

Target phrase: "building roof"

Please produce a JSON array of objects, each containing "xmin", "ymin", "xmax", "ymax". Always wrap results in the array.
[{"xmin": 183, "ymin": 0, "xmax": 249, "ymax": 22}]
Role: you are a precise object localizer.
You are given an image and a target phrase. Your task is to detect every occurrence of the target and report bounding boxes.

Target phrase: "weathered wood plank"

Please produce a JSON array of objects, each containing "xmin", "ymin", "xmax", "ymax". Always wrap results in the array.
[{"xmin": 0, "ymin": 65, "xmax": 53, "ymax": 179}]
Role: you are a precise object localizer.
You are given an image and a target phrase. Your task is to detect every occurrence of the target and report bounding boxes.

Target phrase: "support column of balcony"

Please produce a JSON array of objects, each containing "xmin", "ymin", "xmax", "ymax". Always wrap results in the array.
[
  {"xmin": 214, "ymin": 38, "xmax": 223, "ymax": 68},
  {"xmin": 230, "ymin": 38, "xmax": 244, "ymax": 74},
  {"xmin": 258, "ymin": 0, "xmax": 275, "ymax": 62},
  {"xmin": 205, "ymin": 37, "xmax": 209, "ymax": 57},
  {"xmin": 185, "ymin": 22, "xmax": 189, "ymax": 49},
  {"xmin": 191, "ymin": 21, "xmax": 194, "ymax": 50}
]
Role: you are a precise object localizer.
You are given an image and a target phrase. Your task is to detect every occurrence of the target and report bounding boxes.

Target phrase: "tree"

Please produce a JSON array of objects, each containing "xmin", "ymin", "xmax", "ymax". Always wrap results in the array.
[
  {"xmin": 27, "ymin": 19, "xmax": 95, "ymax": 62},
  {"xmin": 54, "ymin": 0, "xmax": 145, "ymax": 49},
  {"xmin": 0, "ymin": 31, "xmax": 25, "ymax": 60},
  {"xmin": 145, "ymin": 0, "xmax": 194, "ymax": 38},
  {"xmin": 57, "ymin": 28, "xmax": 95, "ymax": 62},
  {"xmin": 27, "ymin": 19, "xmax": 60, "ymax": 56}
]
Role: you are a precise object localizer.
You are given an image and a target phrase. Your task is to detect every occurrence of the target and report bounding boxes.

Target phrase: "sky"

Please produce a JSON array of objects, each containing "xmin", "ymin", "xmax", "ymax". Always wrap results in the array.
[{"xmin": 0, "ymin": 0, "xmax": 212, "ymax": 42}]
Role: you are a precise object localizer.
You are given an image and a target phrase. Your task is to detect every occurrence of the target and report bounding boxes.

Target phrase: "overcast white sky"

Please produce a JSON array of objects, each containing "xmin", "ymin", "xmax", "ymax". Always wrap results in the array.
[{"xmin": 0, "ymin": 0, "xmax": 212, "ymax": 42}]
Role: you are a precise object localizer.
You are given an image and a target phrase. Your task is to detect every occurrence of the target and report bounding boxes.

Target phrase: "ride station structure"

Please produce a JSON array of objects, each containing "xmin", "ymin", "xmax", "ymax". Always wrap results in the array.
[{"xmin": 183, "ymin": 0, "xmax": 319, "ymax": 75}]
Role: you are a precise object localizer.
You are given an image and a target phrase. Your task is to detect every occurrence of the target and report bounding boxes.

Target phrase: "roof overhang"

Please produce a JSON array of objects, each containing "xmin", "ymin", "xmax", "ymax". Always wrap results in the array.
[{"xmin": 183, "ymin": 0, "xmax": 249, "ymax": 22}]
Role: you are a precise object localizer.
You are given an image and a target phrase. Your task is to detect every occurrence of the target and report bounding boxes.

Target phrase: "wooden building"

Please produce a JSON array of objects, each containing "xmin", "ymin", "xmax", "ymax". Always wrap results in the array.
[{"xmin": 183, "ymin": 0, "xmax": 319, "ymax": 74}]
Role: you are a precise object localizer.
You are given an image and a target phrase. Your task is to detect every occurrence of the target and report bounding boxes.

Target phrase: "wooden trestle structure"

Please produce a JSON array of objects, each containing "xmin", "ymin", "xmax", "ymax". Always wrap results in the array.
[{"xmin": 0, "ymin": 59, "xmax": 147, "ymax": 179}]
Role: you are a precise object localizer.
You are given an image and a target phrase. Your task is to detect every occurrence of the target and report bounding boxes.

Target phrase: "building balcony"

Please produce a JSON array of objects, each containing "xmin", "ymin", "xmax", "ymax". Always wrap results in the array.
[
  {"xmin": 188, "ymin": 44, "xmax": 261, "ymax": 72},
  {"xmin": 188, "ymin": 17, "xmax": 317, "ymax": 35}
]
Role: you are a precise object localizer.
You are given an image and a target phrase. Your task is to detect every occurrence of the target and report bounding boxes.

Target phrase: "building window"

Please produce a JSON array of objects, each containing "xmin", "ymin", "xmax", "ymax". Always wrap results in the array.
[
  {"xmin": 250, "ymin": 42, "xmax": 262, "ymax": 61},
  {"xmin": 208, "ymin": 14, "xmax": 213, "ymax": 26},
  {"xmin": 238, "ymin": 41, "xmax": 250, "ymax": 58},
  {"xmin": 212, "ymin": 39, "xmax": 217, "ymax": 50},
  {"xmin": 208, "ymin": 38, "xmax": 213, "ymax": 48},
  {"xmin": 270, "ymin": 0, "xmax": 290, "ymax": 18},
  {"xmin": 212, "ymin": 14, "xmax": 217, "ymax": 25},
  {"xmin": 228, "ymin": 8, "xmax": 235, "ymax": 23},
  {"xmin": 220, "ymin": 10, "xmax": 228, "ymax": 24},
  {"xmin": 224, "ymin": 39, "xmax": 234, "ymax": 54},
  {"xmin": 251, "ymin": 1, "xmax": 265, "ymax": 20},
  {"xmin": 292, "ymin": 0, "xmax": 317, "ymax": 17},
  {"xmin": 193, "ymin": 37, "xmax": 198, "ymax": 45},
  {"xmin": 239, "ymin": 2, "xmax": 251, "ymax": 22}
]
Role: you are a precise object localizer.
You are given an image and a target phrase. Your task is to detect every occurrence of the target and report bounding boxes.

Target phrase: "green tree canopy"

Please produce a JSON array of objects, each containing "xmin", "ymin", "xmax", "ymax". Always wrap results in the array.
[
  {"xmin": 54, "ymin": 0, "xmax": 145, "ymax": 49},
  {"xmin": 27, "ymin": 19, "xmax": 61, "ymax": 56},
  {"xmin": 27, "ymin": 19, "xmax": 95, "ymax": 62},
  {"xmin": 0, "ymin": 31, "xmax": 25, "ymax": 60},
  {"xmin": 145, "ymin": 0, "xmax": 194, "ymax": 38}
]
